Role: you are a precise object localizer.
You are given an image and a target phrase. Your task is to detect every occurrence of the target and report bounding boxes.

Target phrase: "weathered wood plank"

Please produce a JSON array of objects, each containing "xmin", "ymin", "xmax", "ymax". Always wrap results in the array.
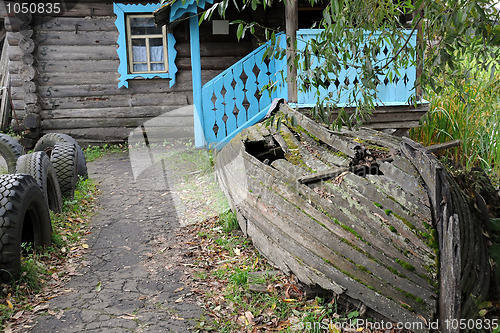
[
  {"xmin": 426, "ymin": 140, "xmax": 461, "ymax": 153},
  {"xmin": 176, "ymin": 41, "xmax": 253, "ymax": 57},
  {"xmin": 239, "ymin": 185, "xmax": 431, "ymax": 325},
  {"xmin": 177, "ymin": 56, "xmax": 247, "ymax": 71},
  {"xmin": 36, "ymin": 59, "xmax": 117, "ymax": 73},
  {"xmin": 41, "ymin": 117, "xmax": 152, "ymax": 130},
  {"xmin": 281, "ymin": 105, "xmax": 356, "ymax": 157},
  {"xmin": 34, "ymin": 31, "xmax": 118, "ymax": 46},
  {"xmin": 39, "ymin": 92, "xmax": 190, "ymax": 110},
  {"xmin": 32, "ymin": 16, "xmax": 118, "ymax": 31},
  {"xmin": 280, "ymin": 125, "xmax": 330, "ymax": 172},
  {"xmin": 34, "ymin": 45, "xmax": 118, "ymax": 61},
  {"xmin": 41, "ymin": 106, "xmax": 189, "ymax": 119},
  {"xmin": 56, "ymin": 2, "xmax": 115, "ymax": 17},
  {"xmin": 240, "ymin": 150, "xmax": 435, "ymax": 291},
  {"xmin": 368, "ymin": 121, "xmax": 420, "ymax": 129},
  {"xmin": 35, "ymin": 71, "xmax": 119, "ymax": 86},
  {"xmin": 36, "ymin": 80, "xmax": 191, "ymax": 99}
]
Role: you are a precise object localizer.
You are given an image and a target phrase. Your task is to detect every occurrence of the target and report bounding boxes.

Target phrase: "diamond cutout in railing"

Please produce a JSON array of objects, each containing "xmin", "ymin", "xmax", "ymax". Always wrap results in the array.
[
  {"xmin": 403, "ymin": 74, "xmax": 409, "ymax": 86},
  {"xmin": 353, "ymin": 77, "xmax": 359, "ymax": 85},
  {"xmin": 383, "ymin": 46, "xmax": 389, "ymax": 56},
  {"xmin": 233, "ymin": 105, "xmax": 239, "ymax": 119},
  {"xmin": 222, "ymin": 113, "xmax": 228, "ymax": 124},
  {"xmin": 240, "ymin": 71, "xmax": 248, "ymax": 86},
  {"xmin": 252, "ymin": 63, "xmax": 260, "ymax": 81},
  {"xmin": 334, "ymin": 78, "xmax": 340, "ymax": 89},
  {"xmin": 243, "ymin": 95, "xmax": 250, "ymax": 112},
  {"xmin": 211, "ymin": 92, "xmax": 217, "ymax": 106},
  {"xmin": 221, "ymin": 86, "xmax": 227, "ymax": 99},
  {"xmin": 384, "ymin": 77, "xmax": 390, "ymax": 86},
  {"xmin": 213, "ymin": 121, "xmax": 219, "ymax": 136},
  {"xmin": 344, "ymin": 77, "xmax": 350, "ymax": 86},
  {"xmin": 254, "ymin": 88, "xmax": 261, "ymax": 101},
  {"xmin": 231, "ymin": 78, "xmax": 237, "ymax": 90},
  {"xmin": 393, "ymin": 76, "xmax": 400, "ymax": 84}
]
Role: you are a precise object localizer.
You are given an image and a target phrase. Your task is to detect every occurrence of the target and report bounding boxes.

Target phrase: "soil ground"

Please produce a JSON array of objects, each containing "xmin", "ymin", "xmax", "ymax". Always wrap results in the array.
[{"xmin": 23, "ymin": 143, "xmax": 227, "ymax": 332}]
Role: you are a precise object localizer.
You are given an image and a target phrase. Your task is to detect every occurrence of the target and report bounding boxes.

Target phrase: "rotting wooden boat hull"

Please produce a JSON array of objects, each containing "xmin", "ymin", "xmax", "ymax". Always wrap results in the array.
[{"xmin": 214, "ymin": 105, "xmax": 492, "ymax": 331}]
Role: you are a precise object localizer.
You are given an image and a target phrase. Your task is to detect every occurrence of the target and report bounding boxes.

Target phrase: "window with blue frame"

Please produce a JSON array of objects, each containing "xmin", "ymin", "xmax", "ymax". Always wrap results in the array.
[{"xmin": 114, "ymin": 3, "xmax": 177, "ymax": 88}]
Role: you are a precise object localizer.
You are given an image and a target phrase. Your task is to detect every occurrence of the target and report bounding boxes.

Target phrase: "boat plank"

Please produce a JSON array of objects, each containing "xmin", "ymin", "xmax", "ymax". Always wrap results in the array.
[
  {"xmin": 239, "ymin": 190, "xmax": 432, "ymax": 324},
  {"xmin": 241, "ymin": 151, "xmax": 436, "ymax": 293}
]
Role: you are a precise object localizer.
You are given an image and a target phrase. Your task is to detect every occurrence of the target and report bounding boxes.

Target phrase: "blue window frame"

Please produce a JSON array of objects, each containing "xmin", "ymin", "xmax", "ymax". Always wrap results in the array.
[{"xmin": 114, "ymin": 3, "xmax": 178, "ymax": 88}]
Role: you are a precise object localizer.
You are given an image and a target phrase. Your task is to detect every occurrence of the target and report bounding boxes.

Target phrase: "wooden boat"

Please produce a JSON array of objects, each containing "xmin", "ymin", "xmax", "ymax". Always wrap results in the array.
[{"xmin": 214, "ymin": 104, "xmax": 492, "ymax": 331}]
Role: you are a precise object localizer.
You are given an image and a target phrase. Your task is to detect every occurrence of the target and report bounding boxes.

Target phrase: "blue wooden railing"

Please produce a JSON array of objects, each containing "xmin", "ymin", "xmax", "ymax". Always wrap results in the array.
[
  {"xmin": 296, "ymin": 29, "xmax": 417, "ymax": 107},
  {"xmin": 201, "ymin": 35, "xmax": 287, "ymax": 148},
  {"xmin": 200, "ymin": 29, "xmax": 417, "ymax": 148}
]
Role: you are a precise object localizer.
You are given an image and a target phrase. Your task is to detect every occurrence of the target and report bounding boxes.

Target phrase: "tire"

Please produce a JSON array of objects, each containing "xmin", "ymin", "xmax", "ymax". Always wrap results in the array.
[
  {"xmin": 34, "ymin": 133, "xmax": 87, "ymax": 179},
  {"xmin": 16, "ymin": 151, "xmax": 63, "ymax": 213},
  {"xmin": 0, "ymin": 174, "xmax": 52, "ymax": 282},
  {"xmin": 51, "ymin": 142, "xmax": 78, "ymax": 199},
  {"xmin": 0, "ymin": 133, "xmax": 24, "ymax": 174}
]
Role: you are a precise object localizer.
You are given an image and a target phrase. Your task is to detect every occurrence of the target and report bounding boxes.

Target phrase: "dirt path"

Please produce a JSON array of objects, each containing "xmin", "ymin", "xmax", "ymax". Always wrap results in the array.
[{"xmin": 28, "ymin": 151, "xmax": 207, "ymax": 332}]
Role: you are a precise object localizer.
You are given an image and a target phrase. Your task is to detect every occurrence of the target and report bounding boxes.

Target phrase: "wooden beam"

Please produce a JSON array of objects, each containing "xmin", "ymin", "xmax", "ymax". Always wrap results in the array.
[
  {"xmin": 285, "ymin": 0, "xmax": 298, "ymax": 103},
  {"xmin": 426, "ymin": 139, "xmax": 461, "ymax": 153}
]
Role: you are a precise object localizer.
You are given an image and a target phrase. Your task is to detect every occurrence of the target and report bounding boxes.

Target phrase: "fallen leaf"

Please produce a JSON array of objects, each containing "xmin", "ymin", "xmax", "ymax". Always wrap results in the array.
[
  {"xmin": 174, "ymin": 287, "xmax": 184, "ymax": 293},
  {"xmin": 118, "ymin": 314, "xmax": 137, "ymax": 320},
  {"xmin": 244, "ymin": 311, "xmax": 254, "ymax": 324},
  {"xmin": 234, "ymin": 248, "xmax": 241, "ymax": 256},
  {"xmin": 6, "ymin": 299, "xmax": 13, "ymax": 310},
  {"xmin": 175, "ymin": 297, "xmax": 183, "ymax": 303},
  {"xmin": 95, "ymin": 281, "xmax": 102, "ymax": 292},
  {"xmin": 12, "ymin": 310, "xmax": 23, "ymax": 320},
  {"xmin": 82, "ymin": 244, "xmax": 89, "ymax": 249},
  {"xmin": 56, "ymin": 309, "xmax": 64, "ymax": 319},
  {"xmin": 32, "ymin": 304, "xmax": 49, "ymax": 313}
]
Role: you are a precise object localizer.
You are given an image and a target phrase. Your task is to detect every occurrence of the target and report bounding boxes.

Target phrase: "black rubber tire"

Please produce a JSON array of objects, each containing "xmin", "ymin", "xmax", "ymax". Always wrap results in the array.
[
  {"xmin": 34, "ymin": 133, "xmax": 87, "ymax": 179},
  {"xmin": 0, "ymin": 134, "xmax": 25, "ymax": 174},
  {"xmin": 0, "ymin": 174, "xmax": 52, "ymax": 282},
  {"xmin": 16, "ymin": 151, "xmax": 63, "ymax": 213},
  {"xmin": 51, "ymin": 142, "xmax": 78, "ymax": 199}
]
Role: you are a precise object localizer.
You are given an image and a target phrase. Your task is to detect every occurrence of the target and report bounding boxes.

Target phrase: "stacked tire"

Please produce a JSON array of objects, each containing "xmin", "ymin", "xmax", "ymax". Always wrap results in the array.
[{"xmin": 0, "ymin": 133, "xmax": 87, "ymax": 282}]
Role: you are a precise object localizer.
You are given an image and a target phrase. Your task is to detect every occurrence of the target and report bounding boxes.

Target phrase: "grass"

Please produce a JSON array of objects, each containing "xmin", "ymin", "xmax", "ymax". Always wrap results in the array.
[
  {"xmin": 410, "ymin": 54, "xmax": 500, "ymax": 185},
  {"xmin": 1, "ymin": 156, "xmax": 101, "ymax": 330},
  {"xmin": 83, "ymin": 143, "xmax": 128, "ymax": 162}
]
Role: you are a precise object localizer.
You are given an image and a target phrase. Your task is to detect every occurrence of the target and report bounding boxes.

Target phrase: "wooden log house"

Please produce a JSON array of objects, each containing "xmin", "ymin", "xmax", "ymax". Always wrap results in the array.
[
  {"xmin": 1, "ymin": 0, "xmax": 282, "ymax": 146},
  {"xmin": 1, "ymin": 0, "xmax": 426, "ymax": 148}
]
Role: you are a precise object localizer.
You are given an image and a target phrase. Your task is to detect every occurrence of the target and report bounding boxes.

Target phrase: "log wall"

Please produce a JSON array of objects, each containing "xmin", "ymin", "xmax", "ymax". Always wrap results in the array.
[{"xmin": 5, "ymin": 1, "xmax": 278, "ymax": 146}]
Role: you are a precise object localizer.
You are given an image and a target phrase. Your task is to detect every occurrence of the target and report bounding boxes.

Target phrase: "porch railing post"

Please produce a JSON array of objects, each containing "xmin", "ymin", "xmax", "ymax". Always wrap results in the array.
[
  {"xmin": 189, "ymin": 15, "xmax": 207, "ymax": 148},
  {"xmin": 285, "ymin": 0, "xmax": 298, "ymax": 103}
]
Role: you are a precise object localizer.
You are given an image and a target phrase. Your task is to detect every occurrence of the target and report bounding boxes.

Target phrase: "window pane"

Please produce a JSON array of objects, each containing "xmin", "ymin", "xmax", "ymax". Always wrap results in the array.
[
  {"xmin": 132, "ymin": 39, "xmax": 147, "ymax": 62},
  {"xmin": 133, "ymin": 63, "xmax": 148, "ymax": 72},
  {"xmin": 151, "ymin": 63, "xmax": 165, "ymax": 71},
  {"xmin": 129, "ymin": 16, "xmax": 162, "ymax": 35},
  {"xmin": 150, "ymin": 38, "xmax": 164, "ymax": 62}
]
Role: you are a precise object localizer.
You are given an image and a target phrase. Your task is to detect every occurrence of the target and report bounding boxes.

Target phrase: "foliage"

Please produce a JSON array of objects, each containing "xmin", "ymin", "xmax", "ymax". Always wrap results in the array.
[
  {"xmin": 189, "ymin": 0, "xmax": 500, "ymax": 129},
  {"xmin": 410, "ymin": 55, "xmax": 500, "ymax": 182},
  {"xmin": 83, "ymin": 143, "xmax": 127, "ymax": 162},
  {"xmin": 1, "ymin": 178, "xmax": 100, "ymax": 330}
]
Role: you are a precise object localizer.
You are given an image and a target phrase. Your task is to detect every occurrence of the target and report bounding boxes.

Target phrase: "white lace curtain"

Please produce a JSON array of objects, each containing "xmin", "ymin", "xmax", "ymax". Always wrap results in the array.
[{"xmin": 132, "ymin": 45, "xmax": 164, "ymax": 72}]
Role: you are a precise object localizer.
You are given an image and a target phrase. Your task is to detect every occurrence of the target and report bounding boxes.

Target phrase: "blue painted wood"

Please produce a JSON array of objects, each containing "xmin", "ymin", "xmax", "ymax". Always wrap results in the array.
[
  {"xmin": 200, "ymin": 37, "xmax": 287, "ymax": 148},
  {"xmin": 114, "ymin": 3, "xmax": 178, "ymax": 88},
  {"xmin": 189, "ymin": 15, "xmax": 206, "ymax": 148},
  {"xmin": 199, "ymin": 29, "xmax": 418, "ymax": 148},
  {"xmin": 295, "ymin": 29, "xmax": 417, "ymax": 107},
  {"xmin": 169, "ymin": 0, "xmax": 214, "ymax": 22}
]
